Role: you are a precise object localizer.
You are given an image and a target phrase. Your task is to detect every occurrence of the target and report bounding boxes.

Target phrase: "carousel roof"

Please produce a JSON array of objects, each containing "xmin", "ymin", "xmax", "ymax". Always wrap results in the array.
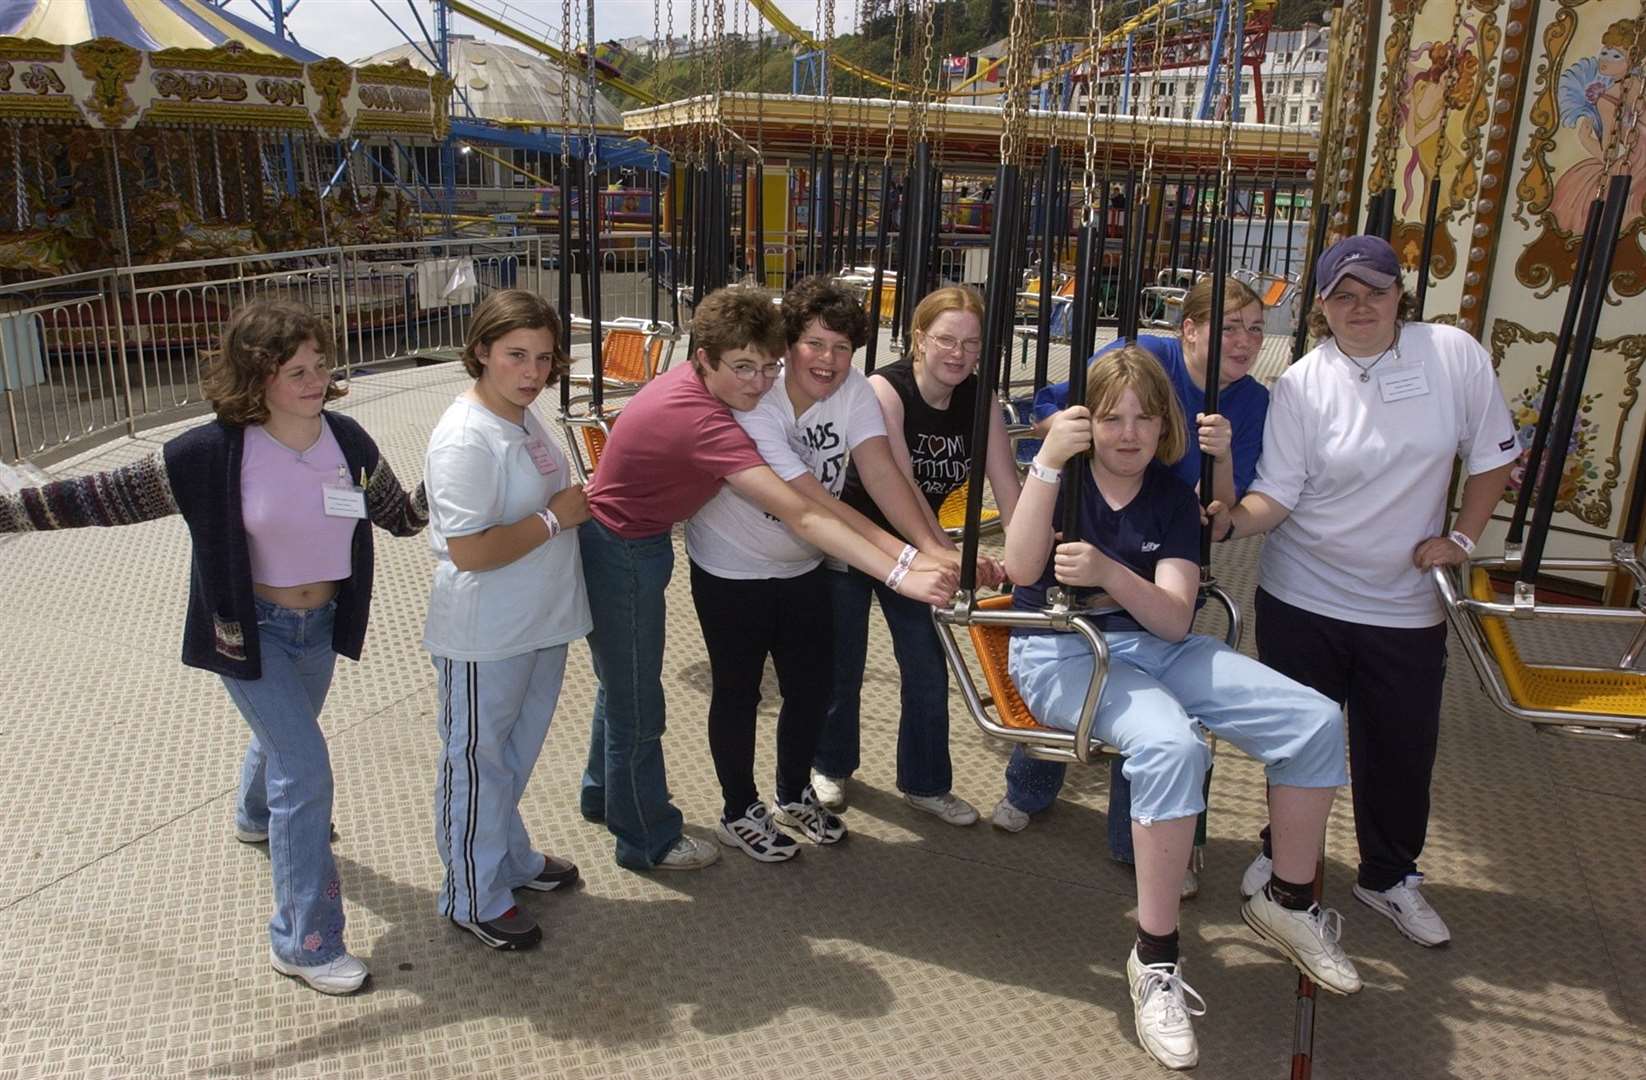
[
  {"xmin": 0, "ymin": 0, "xmax": 320, "ymax": 61},
  {"xmin": 356, "ymin": 35, "xmax": 621, "ymax": 129}
]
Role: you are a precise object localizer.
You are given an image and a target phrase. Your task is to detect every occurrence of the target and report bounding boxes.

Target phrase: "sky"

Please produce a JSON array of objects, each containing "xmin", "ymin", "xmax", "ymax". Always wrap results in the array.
[{"xmin": 253, "ymin": 0, "xmax": 825, "ymax": 64}]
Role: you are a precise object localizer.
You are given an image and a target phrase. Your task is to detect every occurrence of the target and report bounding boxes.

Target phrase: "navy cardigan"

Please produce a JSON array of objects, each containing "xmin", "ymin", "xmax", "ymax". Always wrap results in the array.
[{"xmin": 1, "ymin": 411, "xmax": 427, "ymax": 679}]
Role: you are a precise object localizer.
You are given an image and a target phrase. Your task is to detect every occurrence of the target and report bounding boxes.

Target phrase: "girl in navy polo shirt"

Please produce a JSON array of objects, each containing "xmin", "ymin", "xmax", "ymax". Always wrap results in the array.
[{"xmin": 1003, "ymin": 345, "xmax": 1358, "ymax": 1070}]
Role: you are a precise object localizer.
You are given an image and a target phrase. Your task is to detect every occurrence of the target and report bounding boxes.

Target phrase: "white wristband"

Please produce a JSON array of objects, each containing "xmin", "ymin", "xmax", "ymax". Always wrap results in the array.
[
  {"xmin": 1027, "ymin": 461, "xmax": 1061, "ymax": 486},
  {"xmin": 1447, "ymin": 530, "xmax": 1475, "ymax": 555},
  {"xmin": 885, "ymin": 563, "xmax": 910, "ymax": 591},
  {"xmin": 896, "ymin": 544, "xmax": 918, "ymax": 571},
  {"xmin": 538, "ymin": 508, "xmax": 561, "ymax": 540}
]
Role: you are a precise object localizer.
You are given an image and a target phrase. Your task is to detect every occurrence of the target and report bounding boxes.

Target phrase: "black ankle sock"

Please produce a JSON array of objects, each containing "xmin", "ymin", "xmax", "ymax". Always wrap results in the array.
[
  {"xmin": 1260, "ymin": 826, "xmax": 1273, "ymax": 860},
  {"xmin": 1135, "ymin": 927, "xmax": 1180, "ymax": 967},
  {"xmin": 1265, "ymin": 873, "xmax": 1316, "ymax": 911}
]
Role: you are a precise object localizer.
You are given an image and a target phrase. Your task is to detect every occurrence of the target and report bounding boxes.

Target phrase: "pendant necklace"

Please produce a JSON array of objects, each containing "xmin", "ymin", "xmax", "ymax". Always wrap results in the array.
[{"xmin": 1347, "ymin": 339, "xmax": 1399, "ymax": 383}]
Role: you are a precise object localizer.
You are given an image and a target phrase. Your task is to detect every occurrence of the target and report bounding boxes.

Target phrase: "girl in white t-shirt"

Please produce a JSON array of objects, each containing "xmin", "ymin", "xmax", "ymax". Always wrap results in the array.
[
  {"xmin": 423, "ymin": 290, "xmax": 593, "ymax": 951},
  {"xmin": 1211, "ymin": 236, "xmax": 1518, "ymax": 949}
]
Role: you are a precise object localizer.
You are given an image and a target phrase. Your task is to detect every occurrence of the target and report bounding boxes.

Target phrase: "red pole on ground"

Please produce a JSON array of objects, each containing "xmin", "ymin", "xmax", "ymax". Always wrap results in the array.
[{"xmin": 1288, "ymin": 848, "xmax": 1326, "ymax": 1080}]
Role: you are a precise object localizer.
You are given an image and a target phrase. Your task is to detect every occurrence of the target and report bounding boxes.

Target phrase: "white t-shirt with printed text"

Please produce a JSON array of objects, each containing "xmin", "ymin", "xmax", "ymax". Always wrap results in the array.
[
  {"xmin": 422, "ymin": 396, "xmax": 593, "ymax": 661},
  {"xmin": 1249, "ymin": 322, "xmax": 1518, "ymax": 628},
  {"xmin": 686, "ymin": 368, "xmax": 887, "ymax": 579}
]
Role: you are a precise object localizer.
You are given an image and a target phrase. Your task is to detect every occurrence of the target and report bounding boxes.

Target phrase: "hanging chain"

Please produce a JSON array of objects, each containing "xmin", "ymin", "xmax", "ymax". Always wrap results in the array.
[
  {"xmin": 823, "ymin": 0, "xmax": 837, "ymax": 151},
  {"xmin": 1425, "ymin": 0, "xmax": 1469, "ymax": 216},
  {"xmin": 1000, "ymin": 0, "xmax": 1032, "ymax": 165},
  {"xmin": 1600, "ymin": 7, "xmax": 1646, "ymax": 197},
  {"xmin": 886, "ymin": 0, "xmax": 907, "ymax": 165},
  {"xmin": 712, "ymin": 0, "xmax": 728, "ymax": 157},
  {"xmin": 1080, "ymin": 0, "xmax": 1104, "ymax": 218},
  {"xmin": 917, "ymin": 0, "xmax": 936, "ymax": 142},
  {"xmin": 559, "ymin": 0, "xmax": 572, "ymax": 197},
  {"xmin": 1215, "ymin": 0, "xmax": 1240, "ymax": 209},
  {"xmin": 1138, "ymin": 0, "xmax": 1171, "ymax": 194}
]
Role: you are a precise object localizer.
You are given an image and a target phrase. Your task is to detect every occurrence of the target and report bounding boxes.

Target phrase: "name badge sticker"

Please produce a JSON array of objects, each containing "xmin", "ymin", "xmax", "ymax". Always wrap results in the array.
[
  {"xmin": 1378, "ymin": 369, "xmax": 1431, "ymax": 403},
  {"xmin": 525, "ymin": 437, "xmax": 558, "ymax": 476},
  {"xmin": 323, "ymin": 484, "xmax": 368, "ymax": 519}
]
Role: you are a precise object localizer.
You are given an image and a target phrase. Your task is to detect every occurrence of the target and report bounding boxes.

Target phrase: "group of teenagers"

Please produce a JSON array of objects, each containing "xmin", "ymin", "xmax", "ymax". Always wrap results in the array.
[{"xmin": 0, "ymin": 233, "xmax": 1519, "ymax": 1071}]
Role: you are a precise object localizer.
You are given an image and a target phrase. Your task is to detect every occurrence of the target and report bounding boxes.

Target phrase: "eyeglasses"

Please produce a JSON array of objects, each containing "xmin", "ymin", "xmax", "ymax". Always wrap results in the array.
[
  {"xmin": 728, "ymin": 360, "xmax": 784, "ymax": 382},
  {"xmin": 924, "ymin": 333, "xmax": 984, "ymax": 356},
  {"xmin": 798, "ymin": 338, "xmax": 855, "ymax": 358}
]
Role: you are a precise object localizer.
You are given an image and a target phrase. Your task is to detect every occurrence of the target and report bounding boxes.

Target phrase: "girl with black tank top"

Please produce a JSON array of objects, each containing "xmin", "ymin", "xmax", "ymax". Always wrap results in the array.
[{"xmin": 812, "ymin": 286, "xmax": 1021, "ymax": 826}]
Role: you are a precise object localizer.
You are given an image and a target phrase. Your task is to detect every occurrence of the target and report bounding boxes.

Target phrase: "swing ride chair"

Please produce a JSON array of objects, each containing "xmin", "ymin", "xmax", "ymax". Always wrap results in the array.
[
  {"xmin": 933, "ymin": 586, "xmax": 1240, "ymax": 764},
  {"xmin": 1432, "ymin": 550, "xmax": 1646, "ymax": 743},
  {"xmin": 565, "ymin": 316, "xmax": 680, "ymax": 396}
]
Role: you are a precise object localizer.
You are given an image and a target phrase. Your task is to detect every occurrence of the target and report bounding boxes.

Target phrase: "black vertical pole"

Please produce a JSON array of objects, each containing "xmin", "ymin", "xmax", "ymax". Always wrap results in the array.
[
  {"xmin": 867, "ymin": 161, "xmax": 893, "ymax": 373},
  {"xmin": 805, "ymin": 147, "xmax": 819, "ymax": 274},
  {"xmin": 1259, "ymin": 183, "xmax": 1278, "ymax": 274},
  {"xmin": 582, "ymin": 152, "xmax": 604, "ymax": 414},
  {"xmin": 821, "ymin": 148, "xmax": 837, "ymax": 276},
  {"xmin": 1283, "ymin": 183, "xmax": 1299, "ymax": 279},
  {"xmin": 648, "ymin": 167, "xmax": 661, "ymax": 325},
  {"xmin": 1522, "ymin": 175, "xmax": 1631, "ymax": 584},
  {"xmin": 1167, "ymin": 175, "xmax": 1187, "ymax": 275},
  {"xmin": 961, "ymin": 162, "xmax": 1018, "ymax": 593},
  {"xmin": 1033, "ymin": 145, "xmax": 1062, "ymax": 392},
  {"xmin": 559, "ymin": 150, "xmax": 574, "ymax": 415},
  {"xmin": 1199, "ymin": 216, "xmax": 1230, "ymax": 573},
  {"xmin": 1291, "ymin": 195, "xmax": 1331, "ymax": 361},
  {"xmin": 1414, "ymin": 177, "xmax": 1442, "ymax": 318},
  {"xmin": 1188, "ymin": 171, "xmax": 1207, "ymax": 274},
  {"xmin": 752, "ymin": 158, "xmax": 766, "ymax": 289},
  {"xmin": 1505, "ymin": 196, "xmax": 1603, "ymax": 548}
]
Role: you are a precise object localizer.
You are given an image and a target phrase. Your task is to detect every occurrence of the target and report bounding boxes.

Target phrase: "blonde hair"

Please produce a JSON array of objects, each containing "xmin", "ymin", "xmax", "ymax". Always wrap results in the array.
[
  {"xmin": 909, "ymin": 285, "xmax": 986, "ymax": 366},
  {"xmin": 1083, "ymin": 344, "xmax": 1188, "ymax": 465}
]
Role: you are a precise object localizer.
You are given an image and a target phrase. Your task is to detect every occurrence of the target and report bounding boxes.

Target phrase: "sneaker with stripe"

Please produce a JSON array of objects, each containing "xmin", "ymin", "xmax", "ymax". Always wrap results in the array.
[
  {"xmin": 452, "ymin": 905, "xmax": 542, "ymax": 950},
  {"xmin": 772, "ymin": 786, "xmax": 847, "ymax": 845},
  {"xmin": 717, "ymin": 802, "xmax": 800, "ymax": 862},
  {"xmin": 519, "ymin": 854, "xmax": 579, "ymax": 892}
]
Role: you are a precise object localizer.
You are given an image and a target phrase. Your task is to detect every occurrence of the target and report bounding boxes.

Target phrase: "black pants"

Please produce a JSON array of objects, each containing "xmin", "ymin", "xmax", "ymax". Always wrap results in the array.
[
  {"xmin": 1254, "ymin": 588, "xmax": 1447, "ymax": 891},
  {"xmin": 689, "ymin": 561, "xmax": 833, "ymax": 820}
]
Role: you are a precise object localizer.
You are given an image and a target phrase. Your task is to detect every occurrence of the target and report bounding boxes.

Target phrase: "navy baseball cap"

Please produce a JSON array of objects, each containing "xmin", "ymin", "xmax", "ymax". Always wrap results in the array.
[{"xmin": 1315, "ymin": 235, "xmax": 1401, "ymax": 297}]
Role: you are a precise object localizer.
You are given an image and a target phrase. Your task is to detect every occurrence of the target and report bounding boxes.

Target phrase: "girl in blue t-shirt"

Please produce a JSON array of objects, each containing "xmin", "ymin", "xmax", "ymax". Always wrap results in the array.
[
  {"xmin": 1003, "ymin": 345, "xmax": 1358, "ymax": 1070},
  {"xmin": 1002, "ymin": 277, "xmax": 1270, "ymax": 889}
]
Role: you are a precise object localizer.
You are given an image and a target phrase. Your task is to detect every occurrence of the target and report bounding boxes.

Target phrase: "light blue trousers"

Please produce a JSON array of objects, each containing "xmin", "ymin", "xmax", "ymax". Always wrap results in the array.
[
  {"xmin": 1006, "ymin": 630, "xmax": 1346, "ymax": 825},
  {"xmin": 432, "ymin": 646, "xmax": 568, "ymax": 924}
]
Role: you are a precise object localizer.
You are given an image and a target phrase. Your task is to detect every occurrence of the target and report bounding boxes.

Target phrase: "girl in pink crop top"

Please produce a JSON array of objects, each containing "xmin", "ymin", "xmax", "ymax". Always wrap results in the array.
[{"xmin": 241, "ymin": 422, "xmax": 357, "ymax": 587}]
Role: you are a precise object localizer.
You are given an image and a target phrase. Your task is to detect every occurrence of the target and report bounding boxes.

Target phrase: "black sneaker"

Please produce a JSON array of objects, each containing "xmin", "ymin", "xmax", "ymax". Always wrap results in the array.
[
  {"xmin": 716, "ymin": 802, "xmax": 800, "ymax": 863},
  {"xmin": 452, "ymin": 905, "xmax": 542, "ymax": 950},
  {"xmin": 519, "ymin": 854, "xmax": 579, "ymax": 892}
]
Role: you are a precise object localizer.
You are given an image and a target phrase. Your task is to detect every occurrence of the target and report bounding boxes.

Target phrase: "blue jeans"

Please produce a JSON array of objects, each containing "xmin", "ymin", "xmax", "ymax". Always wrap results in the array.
[
  {"xmin": 1006, "ymin": 630, "xmax": 1345, "ymax": 825},
  {"xmin": 578, "ymin": 518, "xmax": 682, "ymax": 868},
  {"xmin": 818, "ymin": 567, "xmax": 952, "ymax": 797},
  {"xmin": 224, "ymin": 598, "xmax": 345, "ymax": 965}
]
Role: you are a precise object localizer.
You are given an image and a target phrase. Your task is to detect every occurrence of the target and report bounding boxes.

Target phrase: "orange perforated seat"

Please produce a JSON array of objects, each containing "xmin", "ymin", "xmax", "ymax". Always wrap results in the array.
[
  {"xmin": 580, "ymin": 424, "xmax": 609, "ymax": 473},
  {"xmin": 1468, "ymin": 568, "xmax": 1646, "ymax": 718},
  {"xmin": 1261, "ymin": 278, "xmax": 1290, "ymax": 307},
  {"xmin": 600, "ymin": 327, "xmax": 664, "ymax": 386},
  {"xmin": 966, "ymin": 595, "xmax": 1052, "ymax": 732}
]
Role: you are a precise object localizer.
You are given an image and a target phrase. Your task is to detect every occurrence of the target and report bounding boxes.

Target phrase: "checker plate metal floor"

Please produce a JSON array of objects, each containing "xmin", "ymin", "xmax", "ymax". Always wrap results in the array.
[{"xmin": 0, "ymin": 334, "xmax": 1641, "ymax": 1079}]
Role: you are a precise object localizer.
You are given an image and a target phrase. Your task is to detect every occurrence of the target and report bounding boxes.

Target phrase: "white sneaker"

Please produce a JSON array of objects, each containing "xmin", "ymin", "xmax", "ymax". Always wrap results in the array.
[
  {"xmin": 653, "ymin": 834, "xmax": 721, "ymax": 871},
  {"xmin": 270, "ymin": 947, "xmax": 368, "ymax": 995},
  {"xmin": 1126, "ymin": 946, "xmax": 1205, "ymax": 1070},
  {"xmin": 1353, "ymin": 873, "xmax": 1451, "ymax": 947},
  {"xmin": 772, "ymin": 786, "xmax": 848, "ymax": 845},
  {"xmin": 1241, "ymin": 889, "xmax": 1363, "ymax": 995},
  {"xmin": 990, "ymin": 798, "xmax": 1030, "ymax": 833},
  {"xmin": 810, "ymin": 770, "xmax": 848, "ymax": 810},
  {"xmin": 717, "ymin": 803, "xmax": 800, "ymax": 863},
  {"xmin": 1239, "ymin": 850, "xmax": 1272, "ymax": 899},
  {"xmin": 904, "ymin": 791, "xmax": 979, "ymax": 826}
]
